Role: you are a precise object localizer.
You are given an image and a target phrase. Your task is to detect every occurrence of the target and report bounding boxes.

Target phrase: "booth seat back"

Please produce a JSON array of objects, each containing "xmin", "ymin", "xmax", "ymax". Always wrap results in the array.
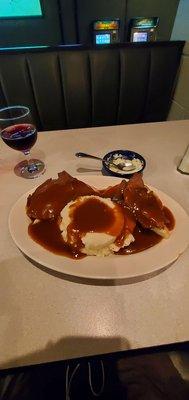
[{"xmin": 0, "ymin": 42, "xmax": 184, "ymax": 131}]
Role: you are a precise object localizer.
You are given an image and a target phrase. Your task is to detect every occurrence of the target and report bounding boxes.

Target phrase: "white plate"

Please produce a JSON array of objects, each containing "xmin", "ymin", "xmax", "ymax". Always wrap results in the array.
[{"xmin": 9, "ymin": 175, "xmax": 189, "ymax": 281}]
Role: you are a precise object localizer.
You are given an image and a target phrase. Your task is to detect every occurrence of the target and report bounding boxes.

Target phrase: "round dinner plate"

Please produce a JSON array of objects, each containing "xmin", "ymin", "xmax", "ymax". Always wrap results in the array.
[{"xmin": 9, "ymin": 175, "xmax": 189, "ymax": 281}]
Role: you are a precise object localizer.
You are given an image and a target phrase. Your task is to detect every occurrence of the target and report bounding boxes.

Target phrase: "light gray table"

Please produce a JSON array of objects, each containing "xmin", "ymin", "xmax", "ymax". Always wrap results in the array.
[{"xmin": 0, "ymin": 120, "xmax": 189, "ymax": 369}]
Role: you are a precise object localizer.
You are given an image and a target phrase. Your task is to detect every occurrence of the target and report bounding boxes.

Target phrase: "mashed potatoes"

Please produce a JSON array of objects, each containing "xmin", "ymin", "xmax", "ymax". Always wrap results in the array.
[{"xmin": 60, "ymin": 195, "xmax": 134, "ymax": 256}]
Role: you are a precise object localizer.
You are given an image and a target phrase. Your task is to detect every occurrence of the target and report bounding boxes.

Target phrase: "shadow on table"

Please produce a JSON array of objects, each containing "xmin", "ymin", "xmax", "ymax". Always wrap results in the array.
[
  {"xmin": 1, "ymin": 335, "xmax": 130, "ymax": 370},
  {"xmin": 76, "ymin": 167, "xmax": 101, "ymax": 173},
  {"xmin": 0, "ymin": 336, "xmax": 132, "ymax": 400},
  {"xmin": 1, "ymin": 338, "xmax": 189, "ymax": 400},
  {"xmin": 76, "ymin": 166, "xmax": 115, "ymax": 176}
]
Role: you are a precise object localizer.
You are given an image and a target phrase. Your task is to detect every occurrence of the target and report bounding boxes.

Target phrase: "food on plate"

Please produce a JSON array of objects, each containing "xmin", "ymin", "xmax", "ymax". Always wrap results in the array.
[
  {"xmin": 124, "ymin": 174, "xmax": 170, "ymax": 238},
  {"xmin": 60, "ymin": 195, "xmax": 135, "ymax": 256},
  {"xmin": 27, "ymin": 172, "xmax": 175, "ymax": 259},
  {"xmin": 27, "ymin": 171, "xmax": 97, "ymax": 220}
]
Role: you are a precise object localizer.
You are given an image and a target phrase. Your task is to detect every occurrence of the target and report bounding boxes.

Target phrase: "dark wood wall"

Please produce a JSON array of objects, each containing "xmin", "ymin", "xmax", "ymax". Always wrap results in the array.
[{"xmin": 0, "ymin": 0, "xmax": 180, "ymax": 47}]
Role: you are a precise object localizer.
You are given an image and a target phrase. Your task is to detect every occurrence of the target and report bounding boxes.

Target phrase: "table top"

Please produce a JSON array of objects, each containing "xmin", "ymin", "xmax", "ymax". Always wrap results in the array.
[{"xmin": 1, "ymin": 120, "xmax": 189, "ymax": 370}]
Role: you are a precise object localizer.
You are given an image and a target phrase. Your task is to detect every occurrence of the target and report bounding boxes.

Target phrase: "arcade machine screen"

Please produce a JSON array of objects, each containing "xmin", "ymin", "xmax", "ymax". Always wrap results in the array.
[
  {"xmin": 129, "ymin": 17, "xmax": 159, "ymax": 42},
  {"xmin": 96, "ymin": 33, "xmax": 111, "ymax": 45},
  {"xmin": 133, "ymin": 32, "xmax": 148, "ymax": 42},
  {"xmin": 93, "ymin": 20, "xmax": 120, "ymax": 45}
]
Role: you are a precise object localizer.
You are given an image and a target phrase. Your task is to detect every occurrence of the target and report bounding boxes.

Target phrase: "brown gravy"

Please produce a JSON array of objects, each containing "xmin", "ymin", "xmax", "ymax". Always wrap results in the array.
[
  {"xmin": 69, "ymin": 197, "xmax": 115, "ymax": 233},
  {"xmin": 163, "ymin": 206, "xmax": 175, "ymax": 231},
  {"xmin": 117, "ymin": 225, "xmax": 162, "ymax": 254},
  {"xmin": 66, "ymin": 197, "xmax": 122, "ymax": 253},
  {"xmin": 28, "ymin": 204, "xmax": 175, "ymax": 259},
  {"xmin": 118, "ymin": 206, "xmax": 175, "ymax": 255},
  {"xmin": 28, "ymin": 219, "xmax": 85, "ymax": 259}
]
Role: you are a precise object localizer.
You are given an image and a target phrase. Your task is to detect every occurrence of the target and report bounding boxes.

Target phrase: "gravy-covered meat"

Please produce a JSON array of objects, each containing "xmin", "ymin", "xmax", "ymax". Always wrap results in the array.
[
  {"xmin": 26, "ymin": 171, "xmax": 98, "ymax": 220},
  {"xmin": 101, "ymin": 179, "xmax": 127, "ymax": 201},
  {"xmin": 123, "ymin": 173, "xmax": 166, "ymax": 230}
]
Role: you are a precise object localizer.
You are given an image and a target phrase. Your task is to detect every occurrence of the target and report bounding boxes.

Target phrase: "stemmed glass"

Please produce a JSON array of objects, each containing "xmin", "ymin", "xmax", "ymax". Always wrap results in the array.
[{"xmin": 0, "ymin": 105, "xmax": 45, "ymax": 179}]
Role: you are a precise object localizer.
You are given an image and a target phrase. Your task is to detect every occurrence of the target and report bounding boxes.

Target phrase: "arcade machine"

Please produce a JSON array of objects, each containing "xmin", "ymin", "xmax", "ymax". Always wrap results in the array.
[
  {"xmin": 92, "ymin": 19, "xmax": 120, "ymax": 45},
  {"xmin": 129, "ymin": 17, "xmax": 159, "ymax": 42}
]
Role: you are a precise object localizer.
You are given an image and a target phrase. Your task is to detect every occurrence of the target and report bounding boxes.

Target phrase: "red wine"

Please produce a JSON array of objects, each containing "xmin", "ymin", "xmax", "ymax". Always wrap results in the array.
[{"xmin": 1, "ymin": 124, "xmax": 37, "ymax": 152}]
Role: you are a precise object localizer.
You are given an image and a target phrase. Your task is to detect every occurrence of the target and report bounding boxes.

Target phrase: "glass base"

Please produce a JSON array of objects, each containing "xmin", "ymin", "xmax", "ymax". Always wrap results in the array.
[{"xmin": 14, "ymin": 159, "xmax": 45, "ymax": 179}]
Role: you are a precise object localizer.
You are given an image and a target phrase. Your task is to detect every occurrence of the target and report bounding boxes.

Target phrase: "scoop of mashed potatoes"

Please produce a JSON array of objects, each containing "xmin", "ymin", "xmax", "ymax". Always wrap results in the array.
[{"xmin": 60, "ymin": 195, "xmax": 134, "ymax": 256}]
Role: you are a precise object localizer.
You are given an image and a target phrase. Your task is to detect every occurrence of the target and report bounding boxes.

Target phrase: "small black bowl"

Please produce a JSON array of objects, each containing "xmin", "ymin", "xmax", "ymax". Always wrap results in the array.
[{"xmin": 102, "ymin": 149, "xmax": 146, "ymax": 178}]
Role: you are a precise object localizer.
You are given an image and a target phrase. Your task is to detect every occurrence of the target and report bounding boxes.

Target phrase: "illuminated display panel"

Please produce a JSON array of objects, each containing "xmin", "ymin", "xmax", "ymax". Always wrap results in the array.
[
  {"xmin": 133, "ymin": 32, "xmax": 148, "ymax": 42},
  {"xmin": 0, "ymin": 0, "xmax": 42, "ymax": 18},
  {"xmin": 94, "ymin": 20, "xmax": 119, "ymax": 31},
  {"xmin": 132, "ymin": 17, "xmax": 159, "ymax": 29},
  {"xmin": 96, "ymin": 34, "xmax": 111, "ymax": 45}
]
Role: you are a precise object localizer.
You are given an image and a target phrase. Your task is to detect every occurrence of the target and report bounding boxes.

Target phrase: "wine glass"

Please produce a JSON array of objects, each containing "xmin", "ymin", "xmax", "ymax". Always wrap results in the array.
[{"xmin": 0, "ymin": 105, "xmax": 45, "ymax": 179}]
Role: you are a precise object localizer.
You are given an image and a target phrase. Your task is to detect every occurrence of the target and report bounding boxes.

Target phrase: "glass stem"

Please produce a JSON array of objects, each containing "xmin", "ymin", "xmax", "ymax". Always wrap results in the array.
[
  {"xmin": 23, "ymin": 149, "xmax": 31, "ymax": 165},
  {"xmin": 23, "ymin": 150, "xmax": 37, "ymax": 173}
]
